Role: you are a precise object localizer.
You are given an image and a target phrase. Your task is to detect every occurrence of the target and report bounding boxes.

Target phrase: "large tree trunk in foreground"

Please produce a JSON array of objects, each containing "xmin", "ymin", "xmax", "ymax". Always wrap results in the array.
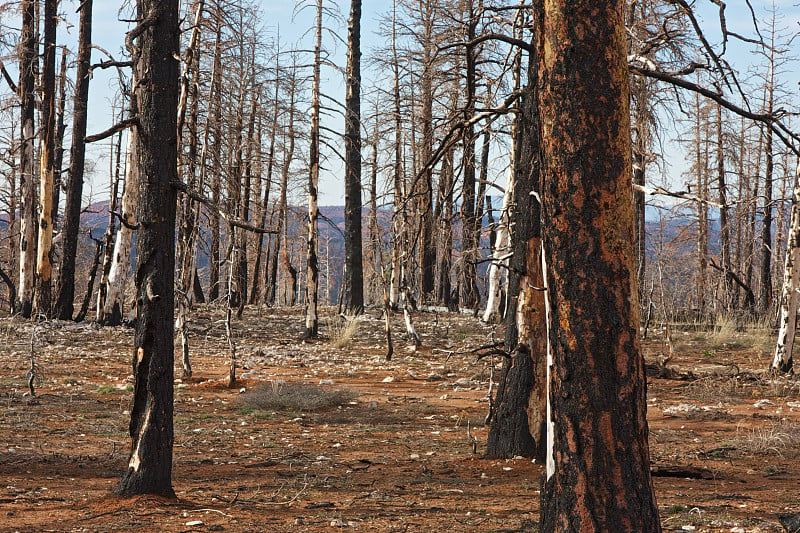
[
  {"xmin": 537, "ymin": 0, "xmax": 660, "ymax": 529},
  {"xmin": 114, "ymin": 0, "xmax": 178, "ymax": 497},
  {"xmin": 54, "ymin": 0, "xmax": 93, "ymax": 321}
]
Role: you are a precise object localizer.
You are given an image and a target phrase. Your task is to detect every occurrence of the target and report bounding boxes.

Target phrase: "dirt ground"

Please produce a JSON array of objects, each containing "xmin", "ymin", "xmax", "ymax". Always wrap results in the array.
[{"xmin": 1, "ymin": 306, "xmax": 799, "ymax": 532}]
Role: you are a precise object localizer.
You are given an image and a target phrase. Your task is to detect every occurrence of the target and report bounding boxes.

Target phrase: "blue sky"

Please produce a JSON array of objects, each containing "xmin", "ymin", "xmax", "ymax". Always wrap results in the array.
[
  {"xmin": 5, "ymin": 1, "xmax": 800, "ymax": 208},
  {"xmin": 80, "ymin": 0, "xmax": 395, "ymax": 206}
]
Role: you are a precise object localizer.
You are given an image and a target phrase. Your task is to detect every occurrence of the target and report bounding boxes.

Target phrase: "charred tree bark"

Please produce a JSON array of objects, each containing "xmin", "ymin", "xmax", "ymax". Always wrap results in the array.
[
  {"xmin": 418, "ymin": 1, "xmax": 436, "ymax": 303},
  {"xmin": 537, "ymin": 0, "xmax": 661, "ymax": 529},
  {"xmin": 459, "ymin": 0, "xmax": 479, "ymax": 310},
  {"xmin": 389, "ymin": 0, "xmax": 402, "ymax": 309},
  {"xmin": 717, "ymin": 104, "xmax": 734, "ymax": 310},
  {"xmin": 54, "ymin": 0, "xmax": 93, "ymax": 321},
  {"xmin": 207, "ymin": 13, "xmax": 223, "ymax": 302},
  {"xmin": 343, "ymin": 0, "xmax": 363, "ymax": 315},
  {"xmin": 52, "ymin": 47, "xmax": 68, "ymax": 230},
  {"xmin": 268, "ymin": 71, "xmax": 295, "ymax": 306},
  {"xmin": 760, "ymin": 52, "xmax": 776, "ymax": 316},
  {"xmin": 114, "ymin": 0, "xmax": 178, "ymax": 497},
  {"xmin": 486, "ymin": 36, "xmax": 544, "ymax": 460},
  {"xmin": 305, "ymin": 0, "xmax": 323, "ymax": 338},
  {"xmin": 249, "ymin": 113, "xmax": 270, "ymax": 305},
  {"xmin": 436, "ymin": 146, "xmax": 455, "ymax": 310}
]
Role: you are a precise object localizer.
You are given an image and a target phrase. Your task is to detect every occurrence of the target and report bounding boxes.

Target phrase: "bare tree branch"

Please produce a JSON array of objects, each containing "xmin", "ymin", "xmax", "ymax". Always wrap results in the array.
[
  {"xmin": 85, "ymin": 118, "xmax": 139, "ymax": 144},
  {"xmin": 170, "ymin": 180, "xmax": 276, "ymax": 234}
]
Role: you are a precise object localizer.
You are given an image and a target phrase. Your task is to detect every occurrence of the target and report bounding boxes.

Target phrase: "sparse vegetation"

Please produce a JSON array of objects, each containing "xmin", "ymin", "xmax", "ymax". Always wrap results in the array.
[
  {"xmin": 325, "ymin": 315, "xmax": 360, "ymax": 349},
  {"xmin": 735, "ymin": 421, "xmax": 800, "ymax": 457},
  {"xmin": 239, "ymin": 382, "xmax": 357, "ymax": 413}
]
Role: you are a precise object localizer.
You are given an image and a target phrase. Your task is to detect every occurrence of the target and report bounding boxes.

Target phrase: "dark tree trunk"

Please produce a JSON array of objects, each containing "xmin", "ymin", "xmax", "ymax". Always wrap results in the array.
[
  {"xmin": 114, "ymin": 0, "xmax": 178, "ymax": 498},
  {"xmin": 54, "ymin": 0, "xmax": 93, "ymax": 321},
  {"xmin": 52, "ymin": 46, "xmax": 68, "ymax": 230},
  {"xmin": 418, "ymin": 5, "xmax": 435, "ymax": 303},
  {"xmin": 75, "ymin": 233, "xmax": 103, "ymax": 323},
  {"xmin": 537, "ymin": 0, "xmax": 661, "ymax": 529},
  {"xmin": 760, "ymin": 125, "xmax": 773, "ymax": 315},
  {"xmin": 343, "ymin": 0, "xmax": 363, "ymax": 315},
  {"xmin": 305, "ymin": 0, "xmax": 322, "ymax": 338},
  {"xmin": 486, "ymin": 39, "xmax": 545, "ymax": 461},
  {"xmin": 249, "ymin": 114, "xmax": 270, "ymax": 305},
  {"xmin": 435, "ymin": 147, "xmax": 454, "ymax": 309},
  {"xmin": 459, "ymin": 0, "xmax": 479, "ymax": 310},
  {"xmin": 207, "ymin": 15, "xmax": 222, "ymax": 302},
  {"xmin": 269, "ymin": 66, "xmax": 296, "ymax": 306}
]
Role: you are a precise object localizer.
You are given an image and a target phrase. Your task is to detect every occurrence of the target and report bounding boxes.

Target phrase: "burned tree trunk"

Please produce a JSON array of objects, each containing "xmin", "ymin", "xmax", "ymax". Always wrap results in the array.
[
  {"xmin": 54, "ymin": 0, "xmax": 93, "ymax": 321},
  {"xmin": 537, "ymin": 0, "xmax": 661, "ymax": 529},
  {"xmin": 772, "ymin": 161, "xmax": 800, "ymax": 374},
  {"xmin": 114, "ymin": 0, "xmax": 179, "ymax": 497},
  {"xmin": 486, "ymin": 35, "xmax": 544, "ymax": 460},
  {"xmin": 100, "ymin": 129, "xmax": 138, "ymax": 325},
  {"xmin": 17, "ymin": 0, "xmax": 37, "ymax": 318},
  {"xmin": 305, "ymin": 0, "xmax": 323, "ymax": 338},
  {"xmin": 34, "ymin": 0, "xmax": 58, "ymax": 317},
  {"xmin": 343, "ymin": 0, "xmax": 363, "ymax": 315}
]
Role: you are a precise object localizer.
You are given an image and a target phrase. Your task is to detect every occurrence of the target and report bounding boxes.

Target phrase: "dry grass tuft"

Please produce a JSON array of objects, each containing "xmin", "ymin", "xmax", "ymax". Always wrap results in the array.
[
  {"xmin": 709, "ymin": 314, "xmax": 738, "ymax": 349},
  {"xmin": 326, "ymin": 315, "xmax": 360, "ymax": 349},
  {"xmin": 239, "ymin": 382, "xmax": 357, "ymax": 413},
  {"xmin": 734, "ymin": 421, "xmax": 800, "ymax": 457}
]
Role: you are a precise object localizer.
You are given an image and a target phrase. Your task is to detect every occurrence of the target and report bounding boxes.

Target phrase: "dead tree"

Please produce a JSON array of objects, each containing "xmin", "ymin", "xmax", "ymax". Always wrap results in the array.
[
  {"xmin": 114, "ymin": 0, "xmax": 179, "ymax": 498},
  {"xmin": 54, "ymin": 0, "xmax": 93, "ymax": 321}
]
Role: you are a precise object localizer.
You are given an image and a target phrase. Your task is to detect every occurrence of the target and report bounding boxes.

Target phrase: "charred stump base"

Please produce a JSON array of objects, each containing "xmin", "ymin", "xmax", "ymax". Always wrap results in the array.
[{"xmin": 485, "ymin": 346, "xmax": 541, "ymax": 460}]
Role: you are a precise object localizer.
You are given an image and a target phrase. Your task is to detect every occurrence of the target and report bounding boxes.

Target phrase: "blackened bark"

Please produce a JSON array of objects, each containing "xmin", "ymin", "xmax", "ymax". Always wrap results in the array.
[
  {"xmin": 418, "ymin": 4, "xmax": 435, "ymax": 303},
  {"xmin": 486, "ymin": 44, "xmax": 544, "ymax": 461},
  {"xmin": 343, "ymin": 0, "xmax": 363, "ymax": 315},
  {"xmin": 75, "ymin": 233, "xmax": 103, "ymax": 323},
  {"xmin": 54, "ymin": 0, "xmax": 93, "ymax": 321},
  {"xmin": 249, "ymin": 114, "xmax": 270, "ymax": 305},
  {"xmin": 207, "ymin": 15, "xmax": 223, "ymax": 302},
  {"xmin": 114, "ymin": 0, "xmax": 178, "ymax": 498},
  {"xmin": 52, "ymin": 47, "xmax": 68, "ymax": 229},
  {"xmin": 537, "ymin": 0, "xmax": 660, "ymax": 529},
  {"xmin": 435, "ymin": 147, "xmax": 454, "ymax": 309},
  {"xmin": 760, "ymin": 124, "xmax": 774, "ymax": 315},
  {"xmin": 305, "ymin": 0, "xmax": 322, "ymax": 338},
  {"xmin": 460, "ymin": 0, "xmax": 479, "ymax": 310}
]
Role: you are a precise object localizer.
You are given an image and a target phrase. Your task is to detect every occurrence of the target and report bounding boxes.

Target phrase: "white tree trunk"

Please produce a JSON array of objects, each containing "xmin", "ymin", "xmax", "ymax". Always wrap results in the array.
[
  {"xmin": 100, "ymin": 130, "xmax": 138, "ymax": 322},
  {"xmin": 772, "ymin": 161, "xmax": 800, "ymax": 374},
  {"xmin": 482, "ymin": 168, "xmax": 514, "ymax": 323},
  {"xmin": 18, "ymin": 117, "xmax": 37, "ymax": 316}
]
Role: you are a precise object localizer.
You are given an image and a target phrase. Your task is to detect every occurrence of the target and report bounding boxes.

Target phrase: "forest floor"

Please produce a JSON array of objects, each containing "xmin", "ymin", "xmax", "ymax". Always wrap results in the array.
[{"xmin": 0, "ymin": 306, "xmax": 799, "ymax": 532}]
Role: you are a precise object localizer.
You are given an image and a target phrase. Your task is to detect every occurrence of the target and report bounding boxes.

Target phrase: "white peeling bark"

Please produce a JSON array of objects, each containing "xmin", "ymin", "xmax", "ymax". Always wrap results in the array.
[
  {"xmin": 482, "ymin": 168, "xmax": 514, "ymax": 323},
  {"xmin": 772, "ymin": 161, "xmax": 800, "ymax": 374},
  {"xmin": 542, "ymin": 240, "xmax": 555, "ymax": 479},
  {"xmin": 100, "ymin": 130, "xmax": 138, "ymax": 322}
]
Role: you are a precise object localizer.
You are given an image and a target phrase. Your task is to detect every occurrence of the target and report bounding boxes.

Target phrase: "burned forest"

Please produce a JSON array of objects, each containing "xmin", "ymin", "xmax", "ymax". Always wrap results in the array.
[{"xmin": 1, "ymin": 0, "xmax": 800, "ymax": 531}]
